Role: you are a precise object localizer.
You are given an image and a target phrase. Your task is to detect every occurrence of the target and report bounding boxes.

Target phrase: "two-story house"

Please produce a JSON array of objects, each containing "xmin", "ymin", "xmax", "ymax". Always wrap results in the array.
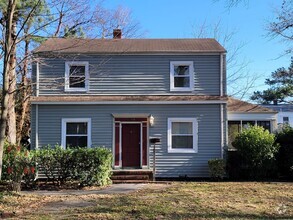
[{"xmin": 30, "ymin": 30, "xmax": 227, "ymax": 178}]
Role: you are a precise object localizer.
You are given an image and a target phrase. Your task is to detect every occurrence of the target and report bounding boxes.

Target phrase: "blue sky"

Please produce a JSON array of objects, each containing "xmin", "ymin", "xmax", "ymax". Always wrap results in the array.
[{"xmin": 100, "ymin": 0, "xmax": 291, "ymax": 98}]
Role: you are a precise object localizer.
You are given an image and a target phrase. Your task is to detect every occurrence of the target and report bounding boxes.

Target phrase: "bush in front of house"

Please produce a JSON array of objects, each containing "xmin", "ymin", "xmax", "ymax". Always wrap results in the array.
[
  {"xmin": 232, "ymin": 126, "xmax": 279, "ymax": 179},
  {"xmin": 33, "ymin": 146, "xmax": 112, "ymax": 186},
  {"xmin": 2, "ymin": 142, "xmax": 37, "ymax": 192},
  {"xmin": 208, "ymin": 158, "xmax": 226, "ymax": 180},
  {"xmin": 275, "ymin": 126, "xmax": 293, "ymax": 180},
  {"xmin": 32, "ymin": 146, "xmax": 75, "ymax": 185},
  {"xmin": 72, "ymin": 147, "xmax": 113, "ymax": 186}
]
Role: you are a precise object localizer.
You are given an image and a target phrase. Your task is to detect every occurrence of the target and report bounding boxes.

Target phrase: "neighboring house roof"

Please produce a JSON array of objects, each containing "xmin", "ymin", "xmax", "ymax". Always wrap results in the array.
[
  {"xmin": 228, "ymin": 97, "xmax": 276, "ymax": 113},
  {"xmin": 261, "ymin": 104, "xmax": 293, "ymax": 112},
  {"xmin": 34, "ymin": 38, "xmax": 226, "ymax": 54},
  {"xmin": 30, "ymin": 95, "xmax": 227, "ymax": 103}
]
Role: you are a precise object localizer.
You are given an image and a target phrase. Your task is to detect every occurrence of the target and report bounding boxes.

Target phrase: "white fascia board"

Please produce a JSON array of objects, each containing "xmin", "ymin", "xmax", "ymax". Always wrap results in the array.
[{"xmin": 228, "ymin": 112, "xmax": 277, "ymax": 121}]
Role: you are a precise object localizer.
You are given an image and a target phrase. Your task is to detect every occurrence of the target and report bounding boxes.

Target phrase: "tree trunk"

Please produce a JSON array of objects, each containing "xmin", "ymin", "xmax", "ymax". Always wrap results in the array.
[
  {"xmin": 0, "ymin": 0, "xmax": 17, "ymax": 180},
  {"xmin": 17, "ymin": 36, "xmax": 30, "ymax": 144},
  {"xmin": 6, "ymin": 12, "xmax": 17, "ymax": 145}
]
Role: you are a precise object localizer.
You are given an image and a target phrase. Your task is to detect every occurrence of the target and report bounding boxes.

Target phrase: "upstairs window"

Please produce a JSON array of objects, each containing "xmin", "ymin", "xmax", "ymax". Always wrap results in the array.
[
  {"xmin": 61, "ymin": 118, "xmax": 91, "ymax": 148},
  {"xmin": 65, "ymin": 61, "xmax": 89, "ymax": 91},
  {"xmin": 168, "ymin": 118, "xmax": 198, "ymax": 153},
  {"xmin": 170, "ymin": 61, "xmax": 194, "ymax": 91}
]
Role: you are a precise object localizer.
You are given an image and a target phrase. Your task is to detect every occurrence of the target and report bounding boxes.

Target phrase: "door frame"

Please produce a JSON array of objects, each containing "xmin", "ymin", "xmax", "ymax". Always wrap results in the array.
[
  {"xmin": 113, "ymin": 117, "xmax": 149, "ymax": 169},
  {"xmin": 120, "ymin": 122, "xmax": 143, "ymax": 168}
]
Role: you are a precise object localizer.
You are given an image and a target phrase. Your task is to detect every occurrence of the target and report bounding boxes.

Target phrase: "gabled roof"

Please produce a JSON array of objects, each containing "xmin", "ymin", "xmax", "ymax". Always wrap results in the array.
[
  {"xmin": 228, "ymin": 97, "xmax": 276, "ymax": 113},
  {"xmin": 34, "ymin": 38, "xmax": 226, "ymax": 54}
]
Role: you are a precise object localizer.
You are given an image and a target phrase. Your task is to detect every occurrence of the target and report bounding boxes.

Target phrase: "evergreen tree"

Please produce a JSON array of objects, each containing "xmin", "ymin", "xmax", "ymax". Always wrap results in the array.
[{"xmin": 251, "ymin": 58, "xmax": 293, "ymax": 104}]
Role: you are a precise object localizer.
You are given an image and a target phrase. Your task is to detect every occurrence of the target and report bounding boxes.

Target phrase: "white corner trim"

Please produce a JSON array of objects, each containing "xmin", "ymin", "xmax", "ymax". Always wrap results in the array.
[
  {"xmin": 220, "ymin": 104, "xmax": 224, "ymax": 159},
  {"xmin": 170, "ymin": 61, "xmax": 194, "ymax": 92},
  {"xmin": 36, "ymin": 62, "xmax": 39, "ymax": 97},
  {"xmin": 61, "ymin": 118, "xmax": 92, "ymax": 149},
  {"xmin": 35, "ymin": 105, "xmax": 39, "ymax": 149},
  {"xmin": 220, "ymin": 53, "xmax": 223, "ymax": 96},
  {"xmin": 65, "ymin": 61, "xmax": 89, "ymax": 92},
  {"xmin": 167, "ymin": 117, "xmax": 198, "ymax": 153}
]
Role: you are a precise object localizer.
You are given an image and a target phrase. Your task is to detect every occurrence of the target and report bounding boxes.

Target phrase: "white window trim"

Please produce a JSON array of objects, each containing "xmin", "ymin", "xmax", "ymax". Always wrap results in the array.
[
  {"xmin": 167, "ymin": 118, "xmax": 198, "ymax": 153},
  {"xmin": 65, "ymin": 61, "xmax": 89, "ymax": 92},
  {"xmin": 61, "ymin": 118, "xmax": 92, "ymax": 149},
  {"xmin": 170, "ymin": 61, "xmax": 194, "ymax": 92}
]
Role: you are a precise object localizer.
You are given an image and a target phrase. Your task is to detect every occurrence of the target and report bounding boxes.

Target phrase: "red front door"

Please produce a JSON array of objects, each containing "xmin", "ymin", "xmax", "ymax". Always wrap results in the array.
[{"xmin": 122, "ymin": 124, "xmax": 141, "ymax": 168}]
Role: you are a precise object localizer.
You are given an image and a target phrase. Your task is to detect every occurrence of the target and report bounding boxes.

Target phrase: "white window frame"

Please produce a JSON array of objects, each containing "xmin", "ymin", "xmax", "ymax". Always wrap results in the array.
[
  {"xmin": 167, "ymin": 118, "xmax": 198, "ymax": 153},
  {"xmin": 65, "ymin": 61, "xmax": 89, "ymax": 92},
  {"xmin": 170, "ymin": 61, "xmax": 194, "ymax": 92},
  {"xmin": 61, "ymin": 118, "xmax": 92, "ymax": 149}
]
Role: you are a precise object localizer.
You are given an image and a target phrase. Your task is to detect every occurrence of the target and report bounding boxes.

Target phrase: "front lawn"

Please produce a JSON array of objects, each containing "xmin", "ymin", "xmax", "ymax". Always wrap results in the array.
[{"xmin": 0, "ymin": 182, "xmax": 292, "ymax": 219}]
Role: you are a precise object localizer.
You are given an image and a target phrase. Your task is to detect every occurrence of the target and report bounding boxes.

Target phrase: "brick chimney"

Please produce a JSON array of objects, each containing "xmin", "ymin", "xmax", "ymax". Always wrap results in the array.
[{"xmin": 113, "ymin": 29, "xmax": 122, "ymax": 39}]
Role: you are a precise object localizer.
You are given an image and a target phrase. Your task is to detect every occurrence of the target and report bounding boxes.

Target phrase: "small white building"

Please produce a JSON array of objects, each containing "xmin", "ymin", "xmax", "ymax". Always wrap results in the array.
[
  {"xmin": 227, "ymin": 98, "xmax": 278, "ymax": 149},
  {"xmin": 261, "ymin": 104, "xmax": 293, "ymax": 127}
]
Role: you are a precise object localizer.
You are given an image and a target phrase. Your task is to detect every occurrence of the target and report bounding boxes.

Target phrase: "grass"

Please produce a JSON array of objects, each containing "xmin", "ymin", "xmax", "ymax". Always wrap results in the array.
[{"xmin": 0, "ymin": 182, "xmax": 292, "ymax": 219}]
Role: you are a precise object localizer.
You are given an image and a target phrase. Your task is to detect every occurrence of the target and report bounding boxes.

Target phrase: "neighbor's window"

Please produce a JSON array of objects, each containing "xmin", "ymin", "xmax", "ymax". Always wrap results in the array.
[
  {"xmin": 61, "ymin": 118, "xmax": 91, "ymax": 148},
  {"xmin": 170, "ymin": 61, "xmax": 194, "ymax": 91},
  {"xmin": 228, "ymin": 120, "xmax": 271, "ymax": 149},
  {"xmin": 168, "ymin": 118, "xmax": 198, "ymax": 153},
  {"xmin": 65, "ymin": 61, "xmax": 89, "ymax": 91},
  {"xmin": 283, "ymin": 116, "xmax": 289, "ymax": 124}
]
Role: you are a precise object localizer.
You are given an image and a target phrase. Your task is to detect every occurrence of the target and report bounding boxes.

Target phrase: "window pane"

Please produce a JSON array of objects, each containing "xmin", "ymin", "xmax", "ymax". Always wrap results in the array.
[
  {"xmin": 242, "ymin": 121, "xmax": 255, "ymax": 129},
  {"xmin": 283, "ymin": 117, "xmax": 289, "ymax": 124},
  {"xmin": 70, "ymin": 65, "xmax": 85, "ymax": 76},
  {"xmin": 172, "ymin": 122, "xmax": 192, "ymax": 134},
  {"xmin": 257, "ymin": 121, "xmax": 271, "ymax": 131},
  {"xmin": 228, "ymin": 121, "xmax": 241, "ymax": 149},
  {"xmin": 67, "ymin": 122, "xmax": 87, "ymax": 134},
  {"xmin": 66, "ymin": 136, "xmax": 87, "ymax": 148},
  {"xmin": 172, "ymin": 136, "xmax": 193, "ymax": 149},
  {"xmin": 69, "ymin": 76, "xmax": 85, "ymax": 88},
  {"xmin": 174, "ymin": 77, "xmax": 190, "ymax": 87},
  {"xmin": 174, "ymin": 65, "xmax": 189, "ymax": 76}
]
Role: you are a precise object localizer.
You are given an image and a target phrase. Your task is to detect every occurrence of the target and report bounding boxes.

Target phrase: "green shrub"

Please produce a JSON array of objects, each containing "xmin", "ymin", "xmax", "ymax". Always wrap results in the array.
[
  {"xmin": 232, "ymin": 126, "xmax": 279, "ymax": 179},
  {"xmin": 2, "ymin": 142, "xmax": 37, "ymax": 191},
  {"xmin": 208, "ymin": 159, "xmax": 226, "ymax": 180},
  {"xmin": 275, "ymin": 126, "xmax": 293, "ymax": 180},
  {"xmin": 73, "ymin": 147, "xmax": 113, "ymax": 186},
  {"xmin": 33, "ymin": 146, "xmax": 112, "ymax": 186},
  {"xmin": 32, "ymin": 145, "xmax": 75, "ymax": 185}
]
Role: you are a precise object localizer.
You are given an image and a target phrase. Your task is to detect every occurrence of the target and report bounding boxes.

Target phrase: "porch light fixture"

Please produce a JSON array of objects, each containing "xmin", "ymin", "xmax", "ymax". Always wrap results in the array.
[{"xmin": 149, "ymin": 115, "xmax": 155, "ymax": 127}]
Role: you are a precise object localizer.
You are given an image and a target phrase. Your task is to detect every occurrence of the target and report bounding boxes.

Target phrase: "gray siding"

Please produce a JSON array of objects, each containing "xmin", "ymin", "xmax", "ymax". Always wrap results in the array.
[
  {"xmin": 31, "ymin": 104, "xmax": 222, "ymax": 177},
  {"xmin": 37, "ymin": 54, "xmax": 221, "ymax": 95}
]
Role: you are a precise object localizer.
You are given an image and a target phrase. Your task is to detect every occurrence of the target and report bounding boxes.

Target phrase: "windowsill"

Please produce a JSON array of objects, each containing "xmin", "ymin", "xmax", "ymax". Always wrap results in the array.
[
  {"xmin": 65, "ymin": 88, "xmax": 88, "ymax": 92},
  {"xmin": 168, "ymin": 149, "xmax": 197, "ymax": 153},
  {"xmin": 170, "ymin": 88, "xmax": 193, "ymax": 92}
]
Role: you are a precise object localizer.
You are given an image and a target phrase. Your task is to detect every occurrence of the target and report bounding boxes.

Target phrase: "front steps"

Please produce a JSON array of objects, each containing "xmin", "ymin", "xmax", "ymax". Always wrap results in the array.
[{"xmin": 111, "ymin": 170, "xmax": 153, "ymax": 183}]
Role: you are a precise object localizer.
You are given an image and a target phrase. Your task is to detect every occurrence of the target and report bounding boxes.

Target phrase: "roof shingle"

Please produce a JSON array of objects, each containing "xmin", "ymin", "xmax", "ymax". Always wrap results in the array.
[
  {"xmin": 34, "ymin": 38, "xmax": 226, "ymax": 54},
  {"xmin": 228, "ymin": 97, "xmax": 276, "ymax": 113}
]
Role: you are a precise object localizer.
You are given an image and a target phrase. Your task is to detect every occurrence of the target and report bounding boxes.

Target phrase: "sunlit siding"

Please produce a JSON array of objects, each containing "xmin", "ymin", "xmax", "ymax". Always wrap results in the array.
[
  {"xmin": 37, "ymin": 54, "xmax": 221, "ymax": 96},
  {"xmin": 31, "ymin": 104, "xmax": 222, "ymax": 177}
]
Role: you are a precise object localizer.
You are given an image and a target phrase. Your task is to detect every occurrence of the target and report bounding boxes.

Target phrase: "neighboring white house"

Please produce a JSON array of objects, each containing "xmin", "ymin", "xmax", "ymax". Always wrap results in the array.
[
  {"xmin": 227, "ymin": 98, "xmax": 278, "ymax": 149},
  {"xmin": 261, "ymin": 104, "xmax": 293, "ymax": 127}
]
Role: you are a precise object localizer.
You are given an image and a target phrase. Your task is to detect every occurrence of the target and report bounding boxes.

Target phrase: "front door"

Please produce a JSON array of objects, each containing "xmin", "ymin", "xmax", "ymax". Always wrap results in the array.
[{"xmin": 122, "ymin": 124, "xmax": 141, "ymax": 168}]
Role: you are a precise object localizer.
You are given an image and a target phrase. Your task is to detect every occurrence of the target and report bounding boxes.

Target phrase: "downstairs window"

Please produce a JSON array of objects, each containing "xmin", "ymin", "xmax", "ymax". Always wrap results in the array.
[{"xmin": 61, "ymin": 118, "xmax": 91, "ymax": 148}]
